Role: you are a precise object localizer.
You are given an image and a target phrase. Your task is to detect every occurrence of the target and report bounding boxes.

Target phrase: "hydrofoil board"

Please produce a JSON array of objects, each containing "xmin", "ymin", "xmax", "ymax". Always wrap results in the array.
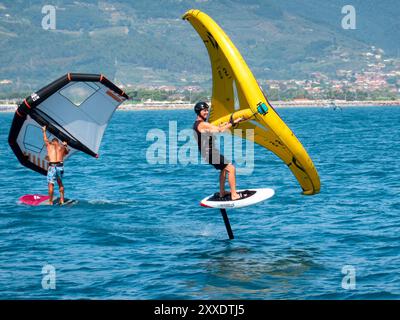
[{"xmin": 200, "ymin": 188, "xmax": 274, "ymax": 209}]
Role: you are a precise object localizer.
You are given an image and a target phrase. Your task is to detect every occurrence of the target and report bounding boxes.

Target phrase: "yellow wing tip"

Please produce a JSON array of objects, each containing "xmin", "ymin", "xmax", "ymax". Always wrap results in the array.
[
  {"xmin": 182, "ymin": 9, "xmax": 200, "ymax": 20},
  {"xmin": 302, "ymin": 186, "xmax": 321, "ymax": 195}
]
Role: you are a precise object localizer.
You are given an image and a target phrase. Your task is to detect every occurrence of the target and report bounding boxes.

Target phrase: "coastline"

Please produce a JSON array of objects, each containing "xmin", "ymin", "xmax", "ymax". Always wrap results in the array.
[{"xmin": 1, "ymin": 99, "xmax": 400, "ymax": 113}]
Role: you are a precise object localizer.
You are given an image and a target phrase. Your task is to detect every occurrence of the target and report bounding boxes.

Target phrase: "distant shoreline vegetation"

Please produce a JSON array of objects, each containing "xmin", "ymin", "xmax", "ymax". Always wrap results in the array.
[
  {"xmin": 1, "ymin": 99, "xmax": 400, "ymax": 113},
  {"xmin": 0, "ymin": 85, "xmax": 398, "ymax": 102},
  {"xmin": 1, "ymin": 84, "xmax": 399, "ymax": 112}
]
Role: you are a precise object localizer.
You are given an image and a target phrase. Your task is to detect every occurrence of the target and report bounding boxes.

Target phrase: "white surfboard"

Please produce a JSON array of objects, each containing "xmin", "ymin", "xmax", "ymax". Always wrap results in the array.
[{"xmin": 200, "ymin": 188, "xmax": 275, "ymax": 209}]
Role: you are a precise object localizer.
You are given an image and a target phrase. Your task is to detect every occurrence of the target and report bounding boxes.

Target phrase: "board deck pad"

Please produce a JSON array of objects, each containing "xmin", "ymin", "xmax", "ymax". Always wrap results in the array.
[
  {"xmin": 19, "ymin": 194, "xmax": 76, "ymax": 206},
  {"xmin": 208, "ymin": 190, "xmax": 257, "ymax": 202},
  {"xmin": 200, "ymin": 188, "xmax": 275, "ymax": 209}
]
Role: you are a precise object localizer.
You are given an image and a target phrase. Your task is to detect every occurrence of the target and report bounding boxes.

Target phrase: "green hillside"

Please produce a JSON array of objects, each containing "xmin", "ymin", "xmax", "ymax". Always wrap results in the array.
[{"xmin": 0, "ymin": 0, "xmax": 398, "ymax": 92}]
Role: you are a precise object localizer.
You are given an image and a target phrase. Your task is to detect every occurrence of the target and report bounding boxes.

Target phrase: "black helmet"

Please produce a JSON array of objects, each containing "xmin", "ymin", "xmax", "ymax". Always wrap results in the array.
[{"xmin": 194, "ymin": 101, "xmax": 209, "ymax": 115}]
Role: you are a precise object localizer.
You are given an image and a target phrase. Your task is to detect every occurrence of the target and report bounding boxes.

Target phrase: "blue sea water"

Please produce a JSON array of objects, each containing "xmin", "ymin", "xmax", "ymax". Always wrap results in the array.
[{"xmin": 0, "ymin": 107, "xmax": 399, "ymax": 299}]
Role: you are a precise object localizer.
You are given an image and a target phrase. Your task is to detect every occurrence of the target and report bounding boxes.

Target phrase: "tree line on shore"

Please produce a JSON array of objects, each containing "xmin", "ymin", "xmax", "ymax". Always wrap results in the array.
[{"xmin": 0, "ymin": 87, "xmax": 398, "ymax": 103}]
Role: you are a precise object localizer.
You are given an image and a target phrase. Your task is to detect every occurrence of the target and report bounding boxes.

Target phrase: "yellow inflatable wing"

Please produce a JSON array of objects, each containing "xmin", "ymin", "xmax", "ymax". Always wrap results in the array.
[{"xmin": 183, "ymin": 9, "xmax": 320, "ymax": 195}]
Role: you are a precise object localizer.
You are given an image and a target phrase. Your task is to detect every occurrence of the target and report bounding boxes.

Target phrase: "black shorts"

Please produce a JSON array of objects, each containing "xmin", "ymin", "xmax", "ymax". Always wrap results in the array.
[{"xmin": 208, "ymin": 153, "xmax": 228, "ymax": 171}]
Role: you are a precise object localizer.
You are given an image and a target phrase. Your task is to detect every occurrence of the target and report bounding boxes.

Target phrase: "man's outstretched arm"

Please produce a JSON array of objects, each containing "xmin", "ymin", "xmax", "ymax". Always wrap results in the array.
[
  {"xmin": 42, "ymin": 126, "xmax": 49, "ymax": 145},
  {"xmin": 199, "ymin": 117, "xmax": 244, "ymax": 133}
]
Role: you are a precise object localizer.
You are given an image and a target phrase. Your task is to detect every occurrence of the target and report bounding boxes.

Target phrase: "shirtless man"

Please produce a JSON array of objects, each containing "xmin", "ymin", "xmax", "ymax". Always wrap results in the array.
[
  {"xmin": 193, "ymin": 102, "xmax": 244, "ymax": 200},
  {"xmin": 42, "ymin": 126, "xmax": 69, "ymax": 205}
]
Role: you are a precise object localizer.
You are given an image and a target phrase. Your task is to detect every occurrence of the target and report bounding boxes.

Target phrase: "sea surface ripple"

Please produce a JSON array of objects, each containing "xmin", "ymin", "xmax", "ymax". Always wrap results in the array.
[{"xmin": 0, "ymin": 107, "xmax": 399, "ymax": 299}]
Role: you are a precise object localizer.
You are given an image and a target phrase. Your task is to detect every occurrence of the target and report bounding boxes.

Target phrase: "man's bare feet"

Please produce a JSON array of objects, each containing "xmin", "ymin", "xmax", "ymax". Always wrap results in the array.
[
  {"xmin": 219, "ymin": 191, "xmax": 230, "ymax": 198},
  {"xmin": 231, "ymin": 192, "xmax": 241, "ymax": 201}
]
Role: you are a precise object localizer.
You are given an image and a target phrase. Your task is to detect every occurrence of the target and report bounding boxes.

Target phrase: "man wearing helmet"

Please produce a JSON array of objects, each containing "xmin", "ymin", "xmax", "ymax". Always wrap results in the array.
[{"xmin": 193, "ymin": 101, "xmax": 244, "ymax": 200}]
